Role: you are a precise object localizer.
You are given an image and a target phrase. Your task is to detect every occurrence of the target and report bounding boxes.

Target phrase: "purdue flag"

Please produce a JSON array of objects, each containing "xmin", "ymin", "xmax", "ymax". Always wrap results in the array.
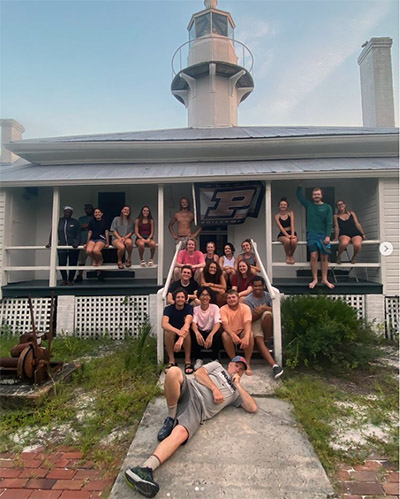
[{"xmin": 195, "ymin": 182, "xmax": 264, "ymax": 226}]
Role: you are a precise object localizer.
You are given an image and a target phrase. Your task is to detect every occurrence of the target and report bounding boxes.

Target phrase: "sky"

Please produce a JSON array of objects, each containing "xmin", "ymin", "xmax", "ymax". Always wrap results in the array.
[{"xmin": 1, "ymin": 0, "xmax": 398, "ymax": 139}]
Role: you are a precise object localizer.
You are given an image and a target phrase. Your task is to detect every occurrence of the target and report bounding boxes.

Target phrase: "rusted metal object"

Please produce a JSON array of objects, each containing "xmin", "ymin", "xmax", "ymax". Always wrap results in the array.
[{"xmin": 0, "ymin": 293, "xmax": 63, "ymax": 384}]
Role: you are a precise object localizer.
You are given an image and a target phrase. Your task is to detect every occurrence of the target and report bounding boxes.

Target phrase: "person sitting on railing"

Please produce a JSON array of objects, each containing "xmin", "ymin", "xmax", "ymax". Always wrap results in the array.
[
  {"xmin": 220, "ymin": 289, "xmax": 254, "ymax": 376},
  {"xmin": 333, "ymin": 200, "xmax": 366, "ymax": 264},
  {"xmin": 244, "ymin": 276, "xmax": 283, "ymax": 379},
  {"xmin": 236, "ymin": 239, "xmax": 260, "ymax": 275},
  {"xmin": 167, "ymin": 266, "xmax": 199, "ymax": 306},
  {"xmin": 274, "ymin": 197, "xmax": 298, "ymax": 265},
  {"xmin": 174, "ymin": 237, "xmax": 205, "ymax": 282},
  {"xmin": 85, "ymin": 207, "xmax": 110, "ymax": 267},
  {"xmin": 75, "ymin": 203, "xmax": 94, "ymax": 283},
  {"xmin": 162, "ymin": 288, "xmax": 194, "ymax": 374},
  {"xmin": 296, "ymin": 186, "xmax": 335, "ymax": 289},
  {"xmin": 231, "ymin": 260, "xmax": 254, "ymax": 301},
  {"xmin": 191, "ymin": 286, "xmax": 223, "ymax": 371},
  {"xmin": 111, "ymin": 205, "xmax": 134, "ymax": 269},
  {"xmin": 200, "ymin": 261, "xmax": 227, "ymax": 307},
  {"xmin": 219, "ymin": 242, "xmax": 236, "ymax": 286},
  {"xmin": 168, "ymin": 197, "xmax": 202, "ymax": 246},
  {"xmin": 134, "ymin": 205, "xmax": 157, "ymax": 267},
  {"xmin": 46, "ymin": 206, "xmax": 81, "ymax": 286},
  {"xmin": 203, "ymin": 240, "xmax": 219, "ymax": 265}
]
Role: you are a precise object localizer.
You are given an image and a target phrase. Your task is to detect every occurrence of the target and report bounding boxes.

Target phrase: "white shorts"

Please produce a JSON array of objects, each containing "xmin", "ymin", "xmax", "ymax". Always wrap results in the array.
[{"xmin": 252, "ymin": 310, "xmax": 272, "ymax": 338}]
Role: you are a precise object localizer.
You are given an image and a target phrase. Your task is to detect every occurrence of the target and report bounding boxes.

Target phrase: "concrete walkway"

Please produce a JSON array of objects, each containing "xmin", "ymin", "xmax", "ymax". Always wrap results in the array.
[{"xmin": 110, "ymin": 362, "xmax": 335, "ymax": 498}]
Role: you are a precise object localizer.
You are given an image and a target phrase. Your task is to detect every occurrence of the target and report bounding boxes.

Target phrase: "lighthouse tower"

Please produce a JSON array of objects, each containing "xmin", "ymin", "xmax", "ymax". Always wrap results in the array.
[{"xmin": 171, "ymin": 0, "xmax": 254, "ymax": 128}]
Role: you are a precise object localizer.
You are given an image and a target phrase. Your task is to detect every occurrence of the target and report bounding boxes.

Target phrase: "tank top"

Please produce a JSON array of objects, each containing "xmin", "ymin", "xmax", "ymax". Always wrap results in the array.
[
  {"xmin": 337, "ymin": 213, "xmax": 362, "ymax": 237},
  {"xmin": 239, "ymin": 252, "xmax": 256, "ymax": 267},
  {"xmin": 279, "ymin": 215, "xmax": 291, "ymax": 229},
  {"xmin": 204, "ymin": 255, "xmax": 218, "ymax": 265},
  {"xmin": 222, "ymin": 255, "xmax": 235, "ymax": 268},
  {"xmin": 138, "ymin": 221, "xmax": 151, "ymax": 238}
]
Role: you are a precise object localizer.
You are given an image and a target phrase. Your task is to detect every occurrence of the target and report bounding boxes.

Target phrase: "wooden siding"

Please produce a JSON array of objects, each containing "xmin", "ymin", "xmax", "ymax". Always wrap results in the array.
[
  {"xmin": 381, "ymin": 178, "xmax": 399, "ymax": 295},
  {"xmin": 0, "ymin": 190, "xmax": 5, "ymax": 292}
]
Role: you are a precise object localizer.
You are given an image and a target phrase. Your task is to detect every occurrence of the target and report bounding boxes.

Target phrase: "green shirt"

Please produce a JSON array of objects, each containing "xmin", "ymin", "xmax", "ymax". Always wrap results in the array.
[{"xmin": 296, "ymin": 187, "xmax": 333, "ymax": 237}]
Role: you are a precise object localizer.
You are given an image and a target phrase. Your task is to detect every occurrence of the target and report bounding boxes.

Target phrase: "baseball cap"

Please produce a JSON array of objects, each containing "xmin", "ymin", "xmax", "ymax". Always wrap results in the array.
[{"xmin": 231, "ymin": 355, "xmax": 248, "ymax": 370}]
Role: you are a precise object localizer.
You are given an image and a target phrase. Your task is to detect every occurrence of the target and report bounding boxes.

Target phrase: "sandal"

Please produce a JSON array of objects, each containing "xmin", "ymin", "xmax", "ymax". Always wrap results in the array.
[
  {"xmin": 117, "ymin": 262, "xmax": 124, "ymax": 269},
  {"xmin": 140, "ymin": 260, "xmax": 146, "ymax": 267},
  {"xmin": 165, "ymin": 362, "xmax": 177, "ymax": 372},
  {"xmin": 125, "ymin": 259, "xmax": 132, "ymax": 268},
  {"xmin": 148, "ymin": 260, "xmax": 153, "ymax": 267},
  {"xmin": 184, "ymin": 363, "xmax": 194, "ymax": 375}
]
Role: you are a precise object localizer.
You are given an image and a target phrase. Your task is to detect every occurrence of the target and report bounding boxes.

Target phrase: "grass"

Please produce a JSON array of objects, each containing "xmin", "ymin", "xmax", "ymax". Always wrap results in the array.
[
  {"xmin": 275, "ymin": 353, "xmax": 399, "ymax": 476},
  {"xmin": 0, "ymin": 322, "xmax": 162, "ymax": 474}
]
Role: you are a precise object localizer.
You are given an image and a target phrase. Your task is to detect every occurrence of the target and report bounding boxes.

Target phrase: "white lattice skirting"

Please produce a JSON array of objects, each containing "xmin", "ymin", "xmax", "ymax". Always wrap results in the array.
[
  {"xmin": 0, "ymin": 297, "xmax": 52, "ymax": 334},
  {"xmin": 385, "ymin": 296, "xmax": 399, "ymax": 339},
  {"xmin": 74, "ymin": 295, "xmax": 150, "ymax": 339}
]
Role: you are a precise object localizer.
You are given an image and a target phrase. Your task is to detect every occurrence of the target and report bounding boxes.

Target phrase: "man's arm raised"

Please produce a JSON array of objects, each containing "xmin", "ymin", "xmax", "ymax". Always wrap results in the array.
[{"xmin": 231, "ymin": 373, "xmax": 258, "ymax": 413}]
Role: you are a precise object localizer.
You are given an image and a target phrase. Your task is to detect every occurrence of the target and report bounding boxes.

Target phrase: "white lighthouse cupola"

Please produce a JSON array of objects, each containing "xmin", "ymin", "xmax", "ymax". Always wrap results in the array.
[{"xmin": 171, "ymin": 0, "xmax": 254, "ymax": 128}]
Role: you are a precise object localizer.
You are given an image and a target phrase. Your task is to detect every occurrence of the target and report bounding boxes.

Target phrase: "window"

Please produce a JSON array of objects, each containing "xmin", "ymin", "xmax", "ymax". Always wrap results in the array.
[{"xmin": 195, "ymin": 13, "xmax": 211, "ymax": 38}]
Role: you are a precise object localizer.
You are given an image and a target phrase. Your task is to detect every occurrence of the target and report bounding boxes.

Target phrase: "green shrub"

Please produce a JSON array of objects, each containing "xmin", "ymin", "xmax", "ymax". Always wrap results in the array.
[
  {"xmin": 124, "ymin": 320, "xmax": 159, "ymax": 376},
  {"xmin": 281, "ymin": 295, "xmax": 380, "ymax": 369}
]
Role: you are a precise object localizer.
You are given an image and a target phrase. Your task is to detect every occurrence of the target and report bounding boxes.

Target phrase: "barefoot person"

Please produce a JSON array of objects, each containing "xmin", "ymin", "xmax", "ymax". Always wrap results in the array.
[
  {"xmin": 111, "ymin": 205, "xmax": 134, "ymax": 269},
  {"xmin": 168, "ymin": 197, "xmax": 202, "ymax": 245},
  {"xmin": 220, "ymin": 289, "xmax": 254, "ymax": 376},
  {"xmin": 244, "ymin": 276, "xmax": 283, "ymax": 379},
  {"xmin": 274, "ymin": 197, "xmax": 298, "ymax": 264},
  {"xmin": 333, "ymin": 200, "xmax": 366, "ymax": 264},
  {"xmin": 296, "ymin": 186, "xmax": 334, "ymax": 289},
  {"xmin": 124, "ymin": 357, "xmax": 257, "ymax": 498}
]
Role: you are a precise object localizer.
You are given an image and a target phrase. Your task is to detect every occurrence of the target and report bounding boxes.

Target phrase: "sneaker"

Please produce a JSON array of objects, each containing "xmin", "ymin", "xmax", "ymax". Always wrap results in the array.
[
  {"xmin": 272, "ymin": 365, "xmax": 283, "ymax": 379},
  {"xmin": 157, "ymin": 416, "xmax": 177, "ymax": 441},
  {"xmin": 194, "ymin": 359, "xmax": 203, "ymax": 371},
  {"xmin": 125, "ymin": 466, "xmax": 159, "ymax": 498}
]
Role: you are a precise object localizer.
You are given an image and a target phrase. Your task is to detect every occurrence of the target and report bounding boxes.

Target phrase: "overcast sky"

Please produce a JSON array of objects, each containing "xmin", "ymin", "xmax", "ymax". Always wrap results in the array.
[{"xmin": 1, "ymin": 0, "xmax": 398, "ymax": 139}]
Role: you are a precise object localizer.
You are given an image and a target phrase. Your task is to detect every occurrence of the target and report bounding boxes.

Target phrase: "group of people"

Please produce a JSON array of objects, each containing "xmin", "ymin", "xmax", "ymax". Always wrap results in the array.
[
  {"xmin": 274, "ymin": 187, "xmax": 366, "ymax": 289},
  {"xmin": 47, "ymin": 204, "xmax": 157, "ymax": 285}
]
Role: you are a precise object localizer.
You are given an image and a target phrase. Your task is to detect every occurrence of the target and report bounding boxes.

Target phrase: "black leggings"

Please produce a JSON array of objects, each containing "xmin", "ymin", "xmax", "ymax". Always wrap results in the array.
[
  {"xmin": 190, "ymin": 328, "xmax": 223, "ymax": 361},
  {"xmin": 58, "ymin": 249, "xmax": 79, "ymax": 282}
]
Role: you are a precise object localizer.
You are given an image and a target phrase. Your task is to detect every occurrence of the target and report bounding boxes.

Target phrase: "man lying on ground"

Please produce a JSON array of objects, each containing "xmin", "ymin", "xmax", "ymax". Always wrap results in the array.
[{"xmin": 125, "ymin": 356, "xmax": 257, "ymax": 497}]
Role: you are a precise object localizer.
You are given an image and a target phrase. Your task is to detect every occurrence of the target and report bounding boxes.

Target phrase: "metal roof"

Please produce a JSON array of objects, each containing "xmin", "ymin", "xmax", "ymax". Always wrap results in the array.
[
  {"xmin": 1, "ymin": 157, "xmax": 397, "ymax": 186},
  {"xmin": 11, "ymin": 126, "xmax": 399, "ymax": 144}
]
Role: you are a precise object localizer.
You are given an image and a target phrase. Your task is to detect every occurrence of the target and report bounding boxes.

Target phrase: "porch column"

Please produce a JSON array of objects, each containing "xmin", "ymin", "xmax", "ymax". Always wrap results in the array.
[
  {"xmin": 49, "ymin": 187, "xmax": 60, "ymax": 287},
  {"xmin": 157, "ymin": 184, "xmax": 164, "ymax": 286},
  {"xmin": 378, "ymin": 180, "xmax": 385, "ymax": 294},
  {"xmin": 264, "ymin": 180, "xmax": 273, "ymax": 279}
]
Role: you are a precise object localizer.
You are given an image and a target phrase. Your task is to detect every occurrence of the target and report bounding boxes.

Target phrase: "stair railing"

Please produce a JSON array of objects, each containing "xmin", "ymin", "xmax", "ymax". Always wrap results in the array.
[
  {"xmin": 251, "ymin": 239, "xmax": 283, "ymax": 365},
  {"xmin": 156, "ymin": 241, "xmax": 184, "ymax": 363}
]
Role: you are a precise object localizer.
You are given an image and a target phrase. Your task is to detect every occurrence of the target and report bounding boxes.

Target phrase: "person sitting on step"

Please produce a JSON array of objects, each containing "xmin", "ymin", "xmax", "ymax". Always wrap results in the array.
[
  {"xmin": 167, "ymin": 266, "xmax": 199, "ymax": 306},
  {"xmin": 200, "ymin": 260, "xmax": 227, "ymax": 307},
  {"xmin": 274, "ymin": 197, "xmax": 298, "ymax": 264},
  {"xmin": 333, "ymin": 200, "xmax": 366, "ymax": 264},
  {"xmin": 174, "ymin": 237, "xmax": 205, "ymax": 283}
]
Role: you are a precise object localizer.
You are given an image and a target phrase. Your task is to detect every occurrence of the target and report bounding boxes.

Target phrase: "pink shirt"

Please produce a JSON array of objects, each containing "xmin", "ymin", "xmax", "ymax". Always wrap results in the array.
[
  {"xmin": 177, "ymin": 250, "xmax": 205, "ymax": 266},
  {"xmin": 193, "ymin": 304, "xmax": 221, "ymax": 332},
  {"xmin": 220, "ymin": 303, "xmax": 252, "ymax": 335}
]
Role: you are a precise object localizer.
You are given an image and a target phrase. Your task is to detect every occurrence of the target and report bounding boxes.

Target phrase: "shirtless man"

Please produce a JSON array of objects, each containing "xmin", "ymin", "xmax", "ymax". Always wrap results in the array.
[{"xmin": 168, "ymin": 197, "xmax": 202, "ymax": 244}]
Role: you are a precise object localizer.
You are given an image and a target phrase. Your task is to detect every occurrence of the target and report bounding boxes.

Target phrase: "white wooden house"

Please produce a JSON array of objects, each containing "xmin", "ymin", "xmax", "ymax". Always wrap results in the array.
[{"xmin": 0, "ymin": 1, "xmax": 398, "ymax": 351}]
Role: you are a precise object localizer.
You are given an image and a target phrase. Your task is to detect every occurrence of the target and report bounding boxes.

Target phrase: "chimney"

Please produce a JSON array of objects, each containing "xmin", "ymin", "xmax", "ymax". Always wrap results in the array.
[
  {"xmin": 0, "ymin": 119, "xmax": 25, "ymax": 163},
  {"xmin": 357, "ymin": 37, "xmax": 395, "ymax": 127}
]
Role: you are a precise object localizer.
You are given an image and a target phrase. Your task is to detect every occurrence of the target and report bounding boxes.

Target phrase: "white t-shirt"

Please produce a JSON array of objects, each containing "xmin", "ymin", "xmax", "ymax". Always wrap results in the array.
[{"xmin": 193, "ymin": 304, "xmax": 221, "ymax": 332}]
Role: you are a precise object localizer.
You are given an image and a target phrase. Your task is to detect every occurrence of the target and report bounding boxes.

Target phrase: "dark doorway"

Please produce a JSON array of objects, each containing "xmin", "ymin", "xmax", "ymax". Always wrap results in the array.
[
  {"xmin": 199, "ymin": 226, "xmax": 228, "ymax": 256},
  {"xmin": 98, "ymin": 192, "xmax": 126, "ymax": 228}
]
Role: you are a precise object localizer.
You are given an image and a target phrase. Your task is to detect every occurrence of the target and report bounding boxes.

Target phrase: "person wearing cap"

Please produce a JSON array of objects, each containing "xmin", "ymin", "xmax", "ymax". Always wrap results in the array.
[
  {"xmin": 75, "ymin": 203, "xmax": 94, "ymax": 282},
  {"xmin": 46, "ymin": 206, "xmax": 81, "ymax": 286},
  {"xmin": 124, "ymin": 357, "xmax": 257, "ymax": 498},
  {"xmin": 244, "ymin": 276, "xmax": 283, "ymax": 379},
  {"xmin": 220, "ymin": 289, "xmax": 254, "ymax": 376}
]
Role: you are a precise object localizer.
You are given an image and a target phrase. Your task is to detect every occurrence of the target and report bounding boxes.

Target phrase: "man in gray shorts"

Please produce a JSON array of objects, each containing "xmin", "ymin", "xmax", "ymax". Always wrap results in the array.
[
  {"xmin": 125, "ymin": 357, "xmax": 257, "ymax": 497},
  {"xmin": 244, "ymin": 276, "xmax": 283, "ymax": 379}
]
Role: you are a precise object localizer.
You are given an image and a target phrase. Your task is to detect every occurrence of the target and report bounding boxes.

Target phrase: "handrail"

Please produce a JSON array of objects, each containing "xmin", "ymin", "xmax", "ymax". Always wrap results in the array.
[
  {"xmin": 162, "ymin": 241, "xmax": 184, "ymax": 300},
  {"xmin": 251, "ymin": 239, "xmax": 282, "ymax": 365},
  {"xmin": 171, "ymin": 35, "xmax": 254, "ymax": 77},
  {"xmin": 157, "ymin": 241, "xmax": 184, "ymax": 364}
]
